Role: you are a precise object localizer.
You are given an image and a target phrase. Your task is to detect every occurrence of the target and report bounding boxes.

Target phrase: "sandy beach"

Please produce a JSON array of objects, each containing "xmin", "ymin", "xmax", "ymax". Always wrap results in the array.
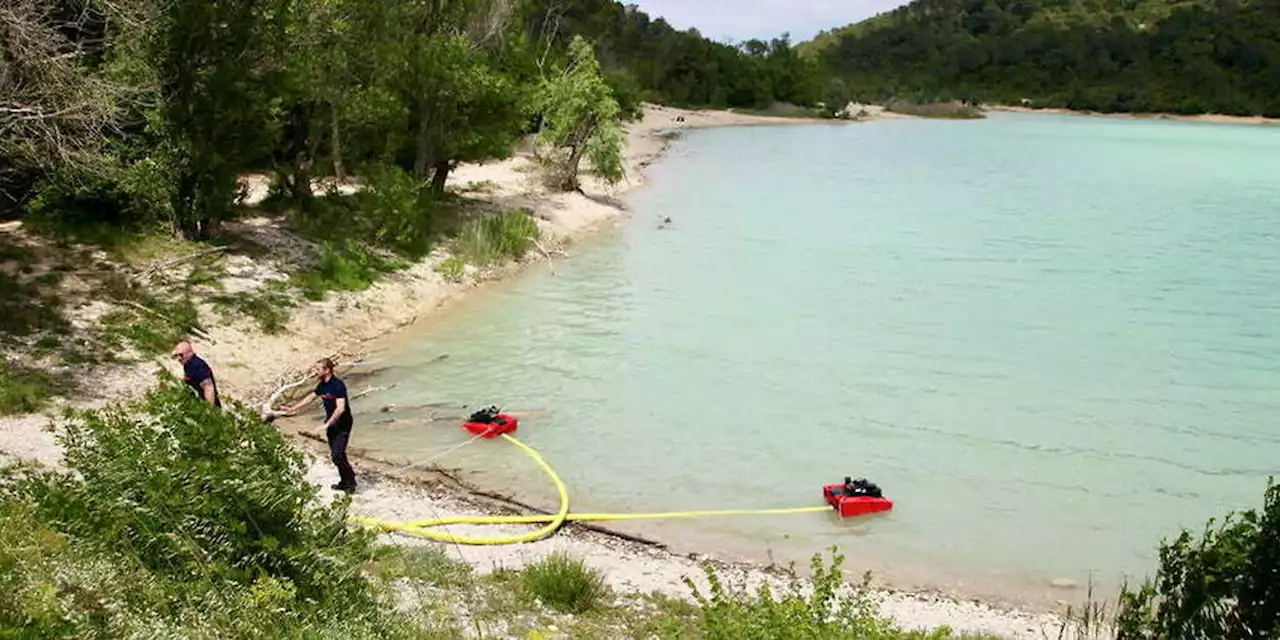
[
  {"xmin": 987, "ymin": 104, "xmax": 1280, "ymax": 126},
  {"xmin": 0, "ymin": 104, "xmax": 1071, "ymax": 638}
]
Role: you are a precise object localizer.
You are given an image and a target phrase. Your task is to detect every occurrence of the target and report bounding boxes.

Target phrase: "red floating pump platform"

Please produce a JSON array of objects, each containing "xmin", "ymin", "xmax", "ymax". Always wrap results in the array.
[
  {"xmin": 462, "ymin": 406, "xmax": 518, "ymax": 439},
  {"xmin": 823, "ymin": 477, "xmax": 893, "ymax": 518}
]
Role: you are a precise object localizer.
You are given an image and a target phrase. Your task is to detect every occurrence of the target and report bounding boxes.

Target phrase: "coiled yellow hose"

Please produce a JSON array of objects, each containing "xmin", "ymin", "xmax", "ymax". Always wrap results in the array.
[{"xmin": 351, "ymin": 434, "xmax": 830, "ymax": 545}]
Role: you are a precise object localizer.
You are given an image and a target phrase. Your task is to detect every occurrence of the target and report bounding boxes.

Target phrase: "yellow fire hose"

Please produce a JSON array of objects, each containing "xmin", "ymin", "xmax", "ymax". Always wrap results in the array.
[{"xmin": 350, "ymin": 434, "xmax": 830, "ymax": 545}]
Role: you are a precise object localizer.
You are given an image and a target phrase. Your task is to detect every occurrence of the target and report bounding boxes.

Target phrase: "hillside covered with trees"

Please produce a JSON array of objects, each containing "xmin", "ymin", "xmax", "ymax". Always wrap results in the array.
[
  {"xmin": 524, "ymin": 0, "xmax": 822, "ymax": 109},
  {"xmin": 1, "ymin": 0, "xmax": 819, "ymax": 230},
  {"xmin": 807, "ymin": 0, "xmax": 1280, "ymax": 116}
]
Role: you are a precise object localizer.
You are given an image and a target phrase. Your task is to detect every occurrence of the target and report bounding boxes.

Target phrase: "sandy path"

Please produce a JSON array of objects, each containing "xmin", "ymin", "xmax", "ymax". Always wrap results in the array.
[{"xmin": 0, "ymin": 104, "xmax": 1073, "ymax": 638}]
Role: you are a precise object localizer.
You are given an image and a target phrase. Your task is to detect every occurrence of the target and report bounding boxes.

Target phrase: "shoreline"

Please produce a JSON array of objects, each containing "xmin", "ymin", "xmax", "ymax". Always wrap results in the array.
[
  {"xmin": 987, "ymin": 104, "xmax": 1280, "ymax": 126},
  {"xmin": 0, "ymin": 104, "xmax": 1069, "ymax": 638}
]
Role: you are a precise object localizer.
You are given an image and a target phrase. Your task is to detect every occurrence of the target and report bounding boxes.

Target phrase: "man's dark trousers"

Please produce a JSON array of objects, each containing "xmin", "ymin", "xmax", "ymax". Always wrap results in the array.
[{"xmin": 326, "ymin": 421, "xmax": 356, "ymax": 489}]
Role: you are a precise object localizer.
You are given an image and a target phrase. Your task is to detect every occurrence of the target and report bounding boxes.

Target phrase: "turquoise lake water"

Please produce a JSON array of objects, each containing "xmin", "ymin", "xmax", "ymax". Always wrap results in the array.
[{"xmin": 358, "ymin": 112, "xmax": 1280, "ymax": 607}]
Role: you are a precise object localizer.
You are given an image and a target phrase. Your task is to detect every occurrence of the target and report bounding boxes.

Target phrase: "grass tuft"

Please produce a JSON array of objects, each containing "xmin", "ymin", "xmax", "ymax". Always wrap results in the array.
[
  {"xmin": 454, "ymin": 211, "xmax": 539, "ymax": 267},
  {"xmin": 209, "ymin": 282, "xmax": 297, "ymax": 334},
  {"xmin": 291, "ymin": 243, "xmax": 405, "ymax": 301},
  {"xmin": 0, "ymin": 359, "xmax": 63, "ymax": 415},
  {"xmin": 435, "ymin": 256, "xmax": 465, "ymax": 283},
  {"xmin": 520, "ymin": 552, "xmax": 610, "ymax": 614},
  {"xmin": 375, "ymin": 546, "xmax": 473, "ymax": 588}
]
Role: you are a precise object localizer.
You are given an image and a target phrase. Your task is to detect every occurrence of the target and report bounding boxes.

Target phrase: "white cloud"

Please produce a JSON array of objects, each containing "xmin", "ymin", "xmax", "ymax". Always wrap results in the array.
[{"xmin": 627, "ymin": 0, "xmax": 909, "ymax": 42}]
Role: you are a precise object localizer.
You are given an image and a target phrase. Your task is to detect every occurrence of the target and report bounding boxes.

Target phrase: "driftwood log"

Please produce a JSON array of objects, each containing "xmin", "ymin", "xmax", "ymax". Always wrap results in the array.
[{"xmin": 259, "ymin": 353, "xmax": 449, "ymax": 421}]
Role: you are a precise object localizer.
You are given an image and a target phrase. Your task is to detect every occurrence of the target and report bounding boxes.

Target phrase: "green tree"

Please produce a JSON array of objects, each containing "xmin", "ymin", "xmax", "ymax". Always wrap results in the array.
[
  {"xmin": 153, "ymin": 0, "xmax": 288, "ymax": 238},
  {"xmin": 402, "ymin": 33, "xmax": 530, "ymax": 197},
  {"xmin": 274, "ymin": 0, "xmax": 350, "ymax": 207},
  {"xmin": 537, "ymin": 36, "xmax": 624, "ymax": 192},
  {"xmin": 1115, "ymin": 479, "xmax": 1280, "ymax": 638}
]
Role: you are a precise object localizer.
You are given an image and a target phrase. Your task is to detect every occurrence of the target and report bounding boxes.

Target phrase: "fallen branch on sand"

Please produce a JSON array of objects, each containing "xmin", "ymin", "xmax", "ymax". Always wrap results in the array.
[
  {"xmin": 259, "ymin": 350, "xmax": 352, "ymax": 420},
  {"xmin": 122, "ymin": 300, "xmax": 217, "ymax": 344},
  {"xmin": 532, "ymin": 239, "xmax": 569, "ymax": 259},
  {"xmin": 144, "ymin": 246, "xmax": 228, "ymax": 277},
  {"xmin": 351, "ymin": 384, "xmax": 395, "ymax": 401},
  {"xmin": 259, "ymin": 372, "xmax": 313, "ymax": 422},
  {"xmin": 260, "ymin": 354, "xmax": 446, "ymax": 421}
]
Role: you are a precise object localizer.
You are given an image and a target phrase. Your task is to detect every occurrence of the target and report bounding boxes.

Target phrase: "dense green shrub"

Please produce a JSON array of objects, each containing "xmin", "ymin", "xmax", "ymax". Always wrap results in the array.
[
  {"xmin": 0, "ymin": 377, "xmax": 384, "ymax": 617},
  {"xmin": 687, "ymin": 548, "xmax": 899, "ymax": 640},
  {"xmin": 294, "ymin": 165, "xmax": 439, "ymax": 259},
  {"xmin": 291, "ymin": 242, "xmax": 404, "ymax": 301},
  {"xmin": 1114, "ymin": 479, "xmax": 1280, "ymax": 639},
  {"xmin": 358, "ymin": 164, "xmax": 440, "ymax": 257}
]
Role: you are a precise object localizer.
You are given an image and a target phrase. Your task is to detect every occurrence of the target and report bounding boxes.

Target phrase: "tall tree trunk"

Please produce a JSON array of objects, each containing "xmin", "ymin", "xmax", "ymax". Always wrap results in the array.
[
  {"xmin": 564, "ymin": 143, "xmax": 587, "ymax": 191},
  {"xmin": 414, "ymin": 113, "xmax": 430, "ymax": 179},
  {"xmin": 429, "ymin": 159, "xmax": 451, "ymax": 196},
  {"xmin": 175, "ymin": 172, "xmax": 198, "ymax": 239},
  {"xmin": 561, "ymin": 113, "xmax": 596, "ymax": 192},
  {"xmin": 283, "ymin": 103, "xmax": 314, "ymax": 208},
  {"xmin": 292, "ymin": 154, "xmax": 312, "ymax": 207},
  {"xmin": 330, "ymin": 109, "xmax": 345, "ymax": 181}
]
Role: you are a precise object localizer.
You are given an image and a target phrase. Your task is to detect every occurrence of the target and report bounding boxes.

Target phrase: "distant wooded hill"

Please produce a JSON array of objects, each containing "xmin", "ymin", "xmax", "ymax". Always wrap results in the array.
[{"xmin": 798, "ymin": 0, "xmax": 1280, "ymax": 116}]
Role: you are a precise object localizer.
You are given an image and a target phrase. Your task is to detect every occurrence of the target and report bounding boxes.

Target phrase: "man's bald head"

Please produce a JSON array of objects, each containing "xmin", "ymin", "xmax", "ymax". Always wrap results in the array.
[{"xmin": 171, "ymin": 340, "xmax": 194, "ymax": 364}]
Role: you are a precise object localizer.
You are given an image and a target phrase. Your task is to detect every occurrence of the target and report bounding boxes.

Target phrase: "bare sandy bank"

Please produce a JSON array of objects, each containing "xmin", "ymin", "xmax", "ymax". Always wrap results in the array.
[
  {"xmin": 988, "ymin": 104, "xmax": 1280, "ymax": 126},
  {"xmin": 0, "ymin": 104, "xmax": 1074, "ymax": 638}
]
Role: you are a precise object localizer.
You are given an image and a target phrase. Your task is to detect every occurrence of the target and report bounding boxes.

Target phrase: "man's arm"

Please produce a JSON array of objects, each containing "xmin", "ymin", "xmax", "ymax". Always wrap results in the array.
[
  {"xmin": 323, "ymin": 397, "xmax": 347, "ymax": 428},
  {"xmin": 282, "ymin": 393, "xmax": 317, "ymax": 416},
  {"xmin": 199, "ymin": 379, "xmax": 217, "ymax": 404}
]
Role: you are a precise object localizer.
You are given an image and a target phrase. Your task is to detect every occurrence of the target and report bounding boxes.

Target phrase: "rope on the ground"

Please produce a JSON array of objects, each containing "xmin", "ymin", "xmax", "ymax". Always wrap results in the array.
[{"xmin": 397, "ymin": 431, "xmax": 487, "ymax": 472}]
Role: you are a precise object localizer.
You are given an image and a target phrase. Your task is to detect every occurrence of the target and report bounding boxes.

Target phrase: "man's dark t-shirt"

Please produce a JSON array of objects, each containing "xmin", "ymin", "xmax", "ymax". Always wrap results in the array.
[
  {"xmin": 315, "ymin": 377, "xmax": 353, "ymax": 429},
  {"xmin": 182, "ymin": 355, "xmax": 221, "ymax": 408}
]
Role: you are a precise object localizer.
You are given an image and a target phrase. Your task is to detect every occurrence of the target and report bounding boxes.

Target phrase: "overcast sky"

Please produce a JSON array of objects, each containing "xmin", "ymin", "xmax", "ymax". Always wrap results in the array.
[{"xmin": 627, "ymin": 0, "xmax": 911, "ymax": 43}]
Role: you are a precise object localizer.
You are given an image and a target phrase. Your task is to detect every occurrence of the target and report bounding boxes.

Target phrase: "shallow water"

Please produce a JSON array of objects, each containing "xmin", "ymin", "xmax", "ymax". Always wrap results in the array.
[{"xmin": 356, "ymin": 112, "xmax": 1280, "ymax": 606}]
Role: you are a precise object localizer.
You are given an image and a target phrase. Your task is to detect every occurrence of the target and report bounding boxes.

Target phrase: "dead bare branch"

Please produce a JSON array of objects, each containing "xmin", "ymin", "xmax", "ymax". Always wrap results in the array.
[
  {"xmin": 120, "ymin": 300, "xmax": 217, "ymax": 343},
  {"xmin": 144, "ymin": 246, "xmax": 229, "ymax": 277},
  {"xmin": 0, "ymin": 0, "xmax": 142, "ymax": 197},
  {"xmin": 531, "ymin": 238, "xmax": 568, "ymax": 259}
]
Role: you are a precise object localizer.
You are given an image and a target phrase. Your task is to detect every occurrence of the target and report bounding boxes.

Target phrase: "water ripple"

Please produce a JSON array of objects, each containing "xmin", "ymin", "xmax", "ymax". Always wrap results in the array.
[{"xmin": 362, "ymin": 116, "xmax": 1280, "ymax": 605}]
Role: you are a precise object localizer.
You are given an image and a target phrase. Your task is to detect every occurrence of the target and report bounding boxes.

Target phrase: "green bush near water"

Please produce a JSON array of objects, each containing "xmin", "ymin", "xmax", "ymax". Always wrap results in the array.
[
  {"xmin": 1110, "ymin": 478, "xmax": 1280, "ymax": 639},
  {"xmin": 454, "ymin": 210, "xmax": 540, "ymax": 267},
  {"xmin": 352, "ymin": 165, "xmax": 442, "ymax": 258},
  {"xmin": 287, "ymin": 165, "xmax": 434, "ymax": 300},
  {"xmin": 685, "ymin": 548, "xmax": 1004, "ymax": 640},
  {"xmin": 291, "ymin": 242, "xmax": 405, "ymax": 301},
  {"xmin": 435, "ymin": 256, "xmax": 466, "ymax": 283}
]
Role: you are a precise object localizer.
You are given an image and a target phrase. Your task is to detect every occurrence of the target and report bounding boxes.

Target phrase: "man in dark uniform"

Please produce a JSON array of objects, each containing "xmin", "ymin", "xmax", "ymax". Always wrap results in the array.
[
  {"xmin": 281, "ymin": 357, "xmax": 356, "ymax": 492},
  {"xmin": 171, "ymin": 340, "xmax": 221, "ymax": 407}
]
